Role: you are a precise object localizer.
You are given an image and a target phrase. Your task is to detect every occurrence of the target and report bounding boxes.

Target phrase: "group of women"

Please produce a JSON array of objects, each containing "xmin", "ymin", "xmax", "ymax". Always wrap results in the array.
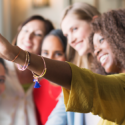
[{"xmin": 0, "ymin": 1, "xmax": 125, "ymax": 125}]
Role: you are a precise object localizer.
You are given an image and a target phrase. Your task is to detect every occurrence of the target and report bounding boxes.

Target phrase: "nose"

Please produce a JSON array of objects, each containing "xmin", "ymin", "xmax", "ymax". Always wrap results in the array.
[
  {"xmin": 26, "ymin": 32, "xmax": 33, "ymax": 40},
  {"xmin": 48, "ymin": 54, "xmax": 54, "ymax": 60},
  {"xmin": 68, "ymin": 34, "xmax": 76, "ymax": 45},
  {"xmin": 94, "ymin": 47, "xmax": 101, "ymax": 57}
]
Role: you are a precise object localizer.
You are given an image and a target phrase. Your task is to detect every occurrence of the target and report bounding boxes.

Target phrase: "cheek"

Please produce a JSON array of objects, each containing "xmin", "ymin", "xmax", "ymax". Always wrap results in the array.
[
  {"xmin": 34, "ymin": 41, "xmax": 42, "ymax": 49},
  {"xmin": 56, "ymin": 57, "xmax": 66, "ymax": 61},
  {"xmin": 0, "ymin": 84, "xmax": 5, "ymax": 93},
  {"xmin": 42, "ymin": 55, "xmax": 49, "ymax": 58},
  {"xmin": 80, "ymin": 28, "xmax": 91, "ymax": 39}
]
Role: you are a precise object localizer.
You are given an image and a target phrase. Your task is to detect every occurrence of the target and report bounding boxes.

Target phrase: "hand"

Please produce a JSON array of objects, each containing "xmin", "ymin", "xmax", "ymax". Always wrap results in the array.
[{"xmin": 0, "ymin": 34, "xmax": 16, "ymax": 61}]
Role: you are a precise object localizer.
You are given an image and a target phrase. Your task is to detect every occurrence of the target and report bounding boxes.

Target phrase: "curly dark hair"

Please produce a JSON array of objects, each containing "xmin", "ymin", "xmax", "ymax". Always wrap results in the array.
[{"xmin": 90, "ymin": 9, "xmax": 125, "ymax": 72}]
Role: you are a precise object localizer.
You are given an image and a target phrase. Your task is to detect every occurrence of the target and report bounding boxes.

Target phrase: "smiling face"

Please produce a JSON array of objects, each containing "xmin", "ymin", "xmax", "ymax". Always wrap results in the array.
[
  {"xmin": 41, "ymin": 35, "xmax": 66, "ymax": 61},
  {"xmin": 93, "ymin": 33, "xmax": 121, "ymax": 73},
  {"xmin": 17, "ymin": 19, "xmax": 46, "ymax": 55},
  {"xmin": 0, "ymin": 63, "xmax": 5, "ymax": 94},
  {"xmin": 61, "ymin": 14, "xmax": 92, "ymax": 56}
]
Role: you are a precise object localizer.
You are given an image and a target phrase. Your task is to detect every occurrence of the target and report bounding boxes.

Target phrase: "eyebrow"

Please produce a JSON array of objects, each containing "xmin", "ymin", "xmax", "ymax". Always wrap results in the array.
[{"xmin": 54, "ymin": 50, "xmax": 64, "ymax": 52}]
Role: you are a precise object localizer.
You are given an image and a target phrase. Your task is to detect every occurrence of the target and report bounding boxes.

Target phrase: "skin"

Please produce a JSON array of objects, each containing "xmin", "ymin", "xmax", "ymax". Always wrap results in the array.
[
  {"xmin": 17, "ymin": 19, "xmax": 46, "ymax": 55},
  {"xmin": 0, "ymin": 63, "xmax": 5, "ymax": 94},
  {"xmin": 61, "ymin": 14, "xmax": 92, "ymax": 56},
  {"xmin": 0, "ymin": 29, "xmax": 125, "ymax": 89},
  {"xmin": 0, "ymin": 14, "xmax": 124, "ymax": 89},
  {"xmin": 41, "ymin": 35, "xmax": 66, "ymax": 61},
  {"xmin": 41, "ymin": 35, "xmax": 66, "ymax": 86},
  {"xmin": 93, "ymin": 33, "xmax": 125, "ymax": 73},
  {"xmin": 15, "ymin": 19, "xmax": 46, "ymax": 85}
]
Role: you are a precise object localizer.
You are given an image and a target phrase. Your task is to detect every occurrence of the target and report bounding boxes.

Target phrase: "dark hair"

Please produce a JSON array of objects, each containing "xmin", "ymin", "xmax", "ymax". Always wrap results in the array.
[
  {"xmin": 12, "ymin": 15, "xmax": 54, "ymax": 45},
  {"xmin": 90, "ymin": 9, "xmax": 125, "ymax": 72},
  {"xmin": 22, "ymin": 15, "xmax": 54, "ymax": 35},
  {"xmin": 43, "ymin": 29, "xmax": 67, "ymax": 52},
  {"xmin": 0, "ymin": 58, "xmax": 7, "ymax": 73}
]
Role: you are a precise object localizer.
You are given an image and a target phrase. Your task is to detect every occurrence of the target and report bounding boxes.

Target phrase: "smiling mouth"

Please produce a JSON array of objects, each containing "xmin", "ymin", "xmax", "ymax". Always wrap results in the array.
[
  {"xmin": 24, "ymin": 43, "xmax": 32, "ymax": 48},
  {"xmin": 100, "ymin": 54, "xmax": 108, "ymax": 66},
  {"xmin": 24, "ymin": 45, "xmax": 32, "ymax": 49},
  {"xmin": 74, "ymin": 40, "xmax": 83, "ymax": 46},
  {"xmin": 74, "ymin": 40, "xmax": 83, "ymax": 49}
]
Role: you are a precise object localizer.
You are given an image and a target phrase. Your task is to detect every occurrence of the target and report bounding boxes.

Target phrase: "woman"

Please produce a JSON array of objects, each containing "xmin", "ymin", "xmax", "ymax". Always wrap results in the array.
[
  {"xmin": 46, "ymin": 2, "xmax": 101, "ymax": 125},
  {"xmin": 0, "ymin": 9, "xmax": 125, "ymax": 125},
  {"xmin": 0, "ymin": 58, "xmax": 6, "ymax": 95},
  {"xmin": 0, "ymin": 15, "xmax": 54, "ymax": 125},
  {"xmin": 33, "ymin": 29, "xmax": 67, "ymax": 125}
]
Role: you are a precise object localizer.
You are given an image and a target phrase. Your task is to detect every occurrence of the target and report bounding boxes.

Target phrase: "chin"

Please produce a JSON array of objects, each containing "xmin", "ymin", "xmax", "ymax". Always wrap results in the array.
[
  {"xmin": 105, "ymin": 67, "xmax": 116, "ymax": 74},
  {"xmin": 78, "ymin": 52, "xmax": 83, "ymax": 56},
  {"xmin": 105, "ymin": 70, "xmax": 111, "ymax": 73},
  {"xmin": 104, "ymin": 66, "xmax": 111, "ymax": 73},
  {"xmin": 78, "ymin": 50, "xmax": 87, "ymax": 56}
]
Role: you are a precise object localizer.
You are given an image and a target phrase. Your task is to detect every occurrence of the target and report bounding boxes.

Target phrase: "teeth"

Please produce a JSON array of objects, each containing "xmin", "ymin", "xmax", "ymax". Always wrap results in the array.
[
  {"xmin": 25, "ymin": 43, "xmax": 32, "ymax": 47},
  {"xmin": 100, "ymin": 54, "xmax": 108, "ymax": 64}
]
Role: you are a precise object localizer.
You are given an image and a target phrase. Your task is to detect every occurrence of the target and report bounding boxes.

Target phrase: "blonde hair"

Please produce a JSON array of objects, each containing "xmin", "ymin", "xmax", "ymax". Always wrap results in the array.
[{"xmin": 61, "ymin": 2, "xmax": 100, "ymax": 68}]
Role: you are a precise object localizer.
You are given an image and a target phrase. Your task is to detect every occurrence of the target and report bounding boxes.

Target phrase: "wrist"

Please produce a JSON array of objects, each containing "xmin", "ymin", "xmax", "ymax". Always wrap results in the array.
[
  {"xmin": 12, "ymin": 46, "xmax": 26, "ymax": 66},
  {"xmin": 9, "ymin": 46, "xmax": 20, "ymax": 61}
]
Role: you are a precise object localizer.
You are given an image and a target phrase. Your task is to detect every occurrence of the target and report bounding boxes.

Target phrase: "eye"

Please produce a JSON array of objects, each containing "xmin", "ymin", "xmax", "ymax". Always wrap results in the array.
[
  {"xmin": 35, "ymin": 33, "xmax": 43, "ymax": 37},
  {"xmin": 72, "ymin": 27, "xmax": 77, "ymax": 32},
  {"xmin": 99, "ymin": 38, "xmax": 104, "ymax": 43},
  {"xmin": 41, "ymin": 51, "xmax": 48, "ymax": 56},
  {"xmin": 55, "ymin": 52, "xmax": 64, "ymax": 57},
  {"xmin": 23, "ymin": 29, "xmax": 28, "ymax": 33},
  {"xmin": 0, "ymin": 78, "xmax": 5, "ymax": 84}
]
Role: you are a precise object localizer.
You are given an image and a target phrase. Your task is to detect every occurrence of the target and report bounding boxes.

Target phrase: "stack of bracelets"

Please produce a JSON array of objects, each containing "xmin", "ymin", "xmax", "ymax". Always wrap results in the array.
[{"xmin": 12, "ymin": 47, "xmax": 47, "ymax": 88}]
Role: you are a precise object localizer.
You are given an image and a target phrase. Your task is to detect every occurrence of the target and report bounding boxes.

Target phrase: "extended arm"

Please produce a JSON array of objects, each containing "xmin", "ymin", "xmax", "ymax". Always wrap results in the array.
[
  {"xmin": 62, "ymin": 63, "xmax": 125, "ymax": 124},
  {"xmin": 0, "ymin": 34, "xmax": 72, "ymax": 89}
]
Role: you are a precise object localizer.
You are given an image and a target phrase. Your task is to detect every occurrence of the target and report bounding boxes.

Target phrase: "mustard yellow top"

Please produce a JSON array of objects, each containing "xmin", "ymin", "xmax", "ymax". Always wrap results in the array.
[{"xmin": 62, "ymin": 62, "xmax": 125, "ymax": 125}]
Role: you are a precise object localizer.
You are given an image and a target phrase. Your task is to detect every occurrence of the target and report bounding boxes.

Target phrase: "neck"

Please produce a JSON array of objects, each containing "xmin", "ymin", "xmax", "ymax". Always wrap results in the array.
[{"xmin": 120, "ymin": 69, "xmax": 125, "ymax": 73}]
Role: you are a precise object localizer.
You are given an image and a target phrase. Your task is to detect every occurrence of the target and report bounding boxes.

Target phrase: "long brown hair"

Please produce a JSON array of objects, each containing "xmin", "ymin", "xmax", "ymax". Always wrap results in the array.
[{"xmin": 61, "ymin": 2, "xmax": 100, "ymax": 68}]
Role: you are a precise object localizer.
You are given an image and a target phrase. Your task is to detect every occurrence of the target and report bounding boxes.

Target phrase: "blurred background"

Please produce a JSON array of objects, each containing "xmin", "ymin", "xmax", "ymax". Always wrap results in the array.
[{"xmin": 0, "ymin": 0, "xmax": 125, "ymax": 42}]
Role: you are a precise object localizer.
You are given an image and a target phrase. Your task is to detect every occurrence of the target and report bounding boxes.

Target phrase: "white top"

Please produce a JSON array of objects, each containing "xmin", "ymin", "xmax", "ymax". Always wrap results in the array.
[
  {"xmin": 0, "ymin": 60, "xmax": 37, "ymax": 125},
  {"xmin": 85, "ymin": 113, "xmax": 100, "ymax": 125}
]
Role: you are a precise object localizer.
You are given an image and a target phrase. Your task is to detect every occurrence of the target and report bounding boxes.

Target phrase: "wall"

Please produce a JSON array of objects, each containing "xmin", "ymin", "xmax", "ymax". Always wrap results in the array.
[
  {"xmin": 72, "ymin": 0, "xmax": 125, "ymax": 12},
  {"xmin": 0, "ymin": 0, "xmax": 11, "ymax": 41},
  {"xmin": 98, "ymin": 0, "xmax": 125, "ymax": 13},
  {"xmin": 0, "ymin": 0, "xmax": 3, "ymax": 34},
  {"xmin": 2, "ymin": 0, "xmax": 125, "ymax": 42},
  {"xmin": 10, "ymin": 0, "xmax": 70, "ymax": 41}
]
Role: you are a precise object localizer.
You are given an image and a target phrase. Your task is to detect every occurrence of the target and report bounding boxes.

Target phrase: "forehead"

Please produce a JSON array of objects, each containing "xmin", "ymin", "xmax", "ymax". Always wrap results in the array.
[
  {"xmin": 61, "ymin": 14, "xmax": 79, "ymax": 32},
  {"xmin": 61, "ymin": 14, "xmax": 89, "ymax": 34},
  {"xmin": 42, "ymin": 35, "xmax": 63, "ymax": 50},
  {"xmin": 23, "ymin": 20, "xmax": 46, "ymax": 32}
]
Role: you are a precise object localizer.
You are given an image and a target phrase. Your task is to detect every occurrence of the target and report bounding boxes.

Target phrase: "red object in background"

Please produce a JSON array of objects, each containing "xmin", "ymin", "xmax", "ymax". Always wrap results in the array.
[{"xmin": 33, "ymin": 78, "xmax": 62, "ymax": 125}]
